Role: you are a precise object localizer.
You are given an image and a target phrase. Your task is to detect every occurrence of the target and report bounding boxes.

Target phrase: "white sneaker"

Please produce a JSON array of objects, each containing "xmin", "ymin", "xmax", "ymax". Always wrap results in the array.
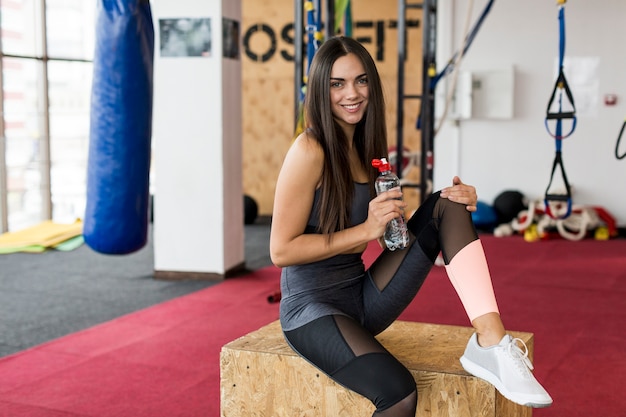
[{"xmin": 460, "ymin": 333, "xmax": 553, "ymax": 408}]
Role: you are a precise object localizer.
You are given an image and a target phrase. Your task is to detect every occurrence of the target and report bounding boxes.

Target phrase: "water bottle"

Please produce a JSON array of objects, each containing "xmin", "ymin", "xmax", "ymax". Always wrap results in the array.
[{"xmin": 371, "ymin": 158, "xmax": 409, "ymax": 250}]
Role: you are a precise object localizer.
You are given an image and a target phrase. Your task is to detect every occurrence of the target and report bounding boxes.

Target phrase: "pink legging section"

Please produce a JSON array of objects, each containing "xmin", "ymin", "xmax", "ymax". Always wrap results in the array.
[{"xmin": 444, "ymin": 239, "xmax": 500, "ymax": 322}]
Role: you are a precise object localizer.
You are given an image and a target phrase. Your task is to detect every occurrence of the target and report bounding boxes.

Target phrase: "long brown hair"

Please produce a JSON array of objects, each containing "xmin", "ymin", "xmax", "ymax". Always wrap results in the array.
[{"xmin": 305, "ymin": 36, "xmax": 388, "ymax": 237}]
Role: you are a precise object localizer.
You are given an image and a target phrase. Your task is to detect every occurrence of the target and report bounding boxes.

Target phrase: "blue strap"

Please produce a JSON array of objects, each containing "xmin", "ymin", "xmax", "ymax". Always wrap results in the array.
[
  {"xmin": 545, "ymin": 5, "xmax": 576, "ymax": 140},
  {"xmin": 301, "ymin": 1, "xmax": 322, "ymax": 103},
  {"xmin": 558, "ymin": 6, "xmax": 565, "ymax": 65},
  {"xmin": 305, "ymin": 1, "xmax": 319, "ymax": 75},
  {"xmin": 544, "ymin": 3, "xmax": 574, "ymax": 219}
]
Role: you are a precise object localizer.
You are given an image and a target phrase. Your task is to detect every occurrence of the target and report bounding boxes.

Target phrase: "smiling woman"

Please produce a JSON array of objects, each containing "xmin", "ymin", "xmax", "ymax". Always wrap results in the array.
[{"xmin": 269, "ymin": 36, "xmax": 552, "ymax": 416}]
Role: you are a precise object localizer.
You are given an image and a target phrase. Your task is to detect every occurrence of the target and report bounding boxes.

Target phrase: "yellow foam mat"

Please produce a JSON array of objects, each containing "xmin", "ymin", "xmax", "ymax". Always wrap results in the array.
[{"xmin": 0, "ymin": 219, "xmax": 83, "ymax": 254}]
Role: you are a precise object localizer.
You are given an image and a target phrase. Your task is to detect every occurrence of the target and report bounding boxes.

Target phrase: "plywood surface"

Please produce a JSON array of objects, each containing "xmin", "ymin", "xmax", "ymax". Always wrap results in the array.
[{"xmin": 221, "ymin": 320, "xmax": 534, "ymax": 417}]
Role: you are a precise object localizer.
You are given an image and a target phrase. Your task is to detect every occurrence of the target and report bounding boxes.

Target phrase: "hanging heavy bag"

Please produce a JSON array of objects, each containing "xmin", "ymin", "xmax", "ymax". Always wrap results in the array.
[{"xmin": 84, "ymin": 0, "xmax": 154, "ymax": 254}]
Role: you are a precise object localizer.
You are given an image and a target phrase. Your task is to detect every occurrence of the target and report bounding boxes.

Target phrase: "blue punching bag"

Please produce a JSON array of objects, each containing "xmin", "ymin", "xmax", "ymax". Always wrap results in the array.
[{"xmin": 84, "ymin": 0, "xmax": 154, "ymax": 254}]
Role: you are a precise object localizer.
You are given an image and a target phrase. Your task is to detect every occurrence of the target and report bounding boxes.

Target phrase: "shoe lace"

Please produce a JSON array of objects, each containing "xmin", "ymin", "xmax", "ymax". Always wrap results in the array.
[{"xmin": 507, "ymin": 337, "xmax": 534, "ymax": 374}]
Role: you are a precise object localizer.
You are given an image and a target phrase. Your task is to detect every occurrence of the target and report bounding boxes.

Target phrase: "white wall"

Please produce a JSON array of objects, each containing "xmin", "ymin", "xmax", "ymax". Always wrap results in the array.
[
  {"xmin": 151, "ymin": 0, "xmax": 243, "ymax": 275},
  {"xmin": 434, "ymin": 0, "xmax": 626, "ymax": 226},
  {"xmin": 221, "ymin": 1, "xmax": 244, "ymax": 271}
]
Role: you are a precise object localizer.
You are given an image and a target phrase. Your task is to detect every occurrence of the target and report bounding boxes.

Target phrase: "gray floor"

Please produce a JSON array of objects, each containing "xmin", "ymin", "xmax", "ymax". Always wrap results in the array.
[{"xmin": 0, "ymin": 217, "xmax": 272, "ymax": 358}]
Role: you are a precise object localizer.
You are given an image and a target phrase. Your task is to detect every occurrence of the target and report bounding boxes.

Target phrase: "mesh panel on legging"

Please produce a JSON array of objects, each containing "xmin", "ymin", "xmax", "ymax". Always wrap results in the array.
[
  {"xmin": 434, "ymin": 196, "xmax": 480, "ymax": 264},
  {"xmin": 284, "ymin": 315, "xmax": 417, "ymax": 416},
  {"xmin": 367, "ymin": 192, "xmax": 478, "ymax": 292}
]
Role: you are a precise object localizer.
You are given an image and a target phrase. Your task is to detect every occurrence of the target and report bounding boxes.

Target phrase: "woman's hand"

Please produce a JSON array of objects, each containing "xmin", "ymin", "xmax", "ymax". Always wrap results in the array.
[
  {"xmin": 440, "ymin": 176, "xmax": 478, "ymax": 212},
  {"xmin": 365, "ymin": 188, "xmax": 407, "ymax": 240}
]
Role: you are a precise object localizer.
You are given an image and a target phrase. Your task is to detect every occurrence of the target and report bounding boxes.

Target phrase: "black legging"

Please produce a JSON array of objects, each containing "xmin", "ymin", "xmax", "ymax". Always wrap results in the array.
[{"xmin": 284, "ymin": 192, "xmax": 479, "ymax": 416}]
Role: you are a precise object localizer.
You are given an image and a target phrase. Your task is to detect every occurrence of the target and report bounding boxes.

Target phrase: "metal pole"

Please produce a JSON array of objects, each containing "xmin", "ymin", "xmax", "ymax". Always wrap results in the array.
[
  {"xmin": 38, "ymin": 0, "xmax": 52, "ymax": 220},
  {"xmin": 396, "ymin": 0, "xmax": 406, "ymax": 179},
  {"xmin": 420, "ymin": 0, "xmax": 437, "ymax": 202},
  {"xmin": 294, "ymin": 0, "xmax": 304, "ymax": 128}
]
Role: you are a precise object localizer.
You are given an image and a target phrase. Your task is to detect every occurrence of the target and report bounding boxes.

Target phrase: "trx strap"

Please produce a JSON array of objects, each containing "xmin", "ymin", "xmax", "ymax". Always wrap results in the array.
[
  {"xmin": 616, "ymin": 118, "xmax": 626, "ymax": 160},
  {"xmin": 416, "ymin": 0, "xmax": 495, "ymax": 130},
  {"xmin": 429, "ymin": 0, "xmax": 495, "ymax": 91},
  {"xmin": 544, "ymin": 0, "xmax": 574, "ymax": 219},
  {"xmin": 544, "ymin": 70, "xmax": 577, "ymax": 139},
  {"xmin": 544, "ymin": 4, "xmax": 577, "ymax": 140},
  {"xmin": 544, "ymin": 151, "xmax": 572, "ymax": 219}
]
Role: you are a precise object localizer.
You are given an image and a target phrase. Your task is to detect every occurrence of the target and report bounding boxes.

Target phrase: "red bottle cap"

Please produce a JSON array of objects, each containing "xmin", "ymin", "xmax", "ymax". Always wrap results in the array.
[{"xmin": 372, "ymin": 158, "xmax": 391, "ymax": 172}]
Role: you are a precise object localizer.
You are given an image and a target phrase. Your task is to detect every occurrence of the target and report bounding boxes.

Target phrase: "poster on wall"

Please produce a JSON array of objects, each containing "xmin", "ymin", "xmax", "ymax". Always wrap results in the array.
[
  {"xmin": 159, "ymin": 18, "xmax": 212, "ymax": 57},
  {"xmin": 556, "ymin": 56, "xmax": 600, "ymax": 117},
  {"xmin": 223, "ymin": 18, "xmax": 240, "ymax": 59}
]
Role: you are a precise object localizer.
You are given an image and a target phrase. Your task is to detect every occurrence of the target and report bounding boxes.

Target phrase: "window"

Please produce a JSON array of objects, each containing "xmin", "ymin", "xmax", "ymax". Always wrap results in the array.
[{"xmin": 0, "ymin": 0, "xmax": 95, "ymax": 232}]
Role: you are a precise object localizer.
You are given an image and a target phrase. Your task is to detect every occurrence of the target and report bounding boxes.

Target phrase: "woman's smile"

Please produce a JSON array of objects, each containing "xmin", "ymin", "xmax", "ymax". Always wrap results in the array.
[{"xmin": 341, "ymin": 102, "xmax": 363, "ymax": 112}]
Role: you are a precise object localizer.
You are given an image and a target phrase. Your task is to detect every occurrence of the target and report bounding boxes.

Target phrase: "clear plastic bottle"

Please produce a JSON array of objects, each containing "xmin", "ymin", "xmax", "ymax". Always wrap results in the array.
[{"xmin": 371, "ymin": 158, "xmax": 409, "ymax": 250}]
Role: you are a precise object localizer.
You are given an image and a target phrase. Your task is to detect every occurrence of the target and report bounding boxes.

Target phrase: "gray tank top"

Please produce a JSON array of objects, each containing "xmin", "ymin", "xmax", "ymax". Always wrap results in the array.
[
  {"xmin": 280, "ymin": 182, "xmax": 372, "ymax": 331},
  {"xmin": 304, "ymin": 182, "xmax": 371, "ymax": 233}
]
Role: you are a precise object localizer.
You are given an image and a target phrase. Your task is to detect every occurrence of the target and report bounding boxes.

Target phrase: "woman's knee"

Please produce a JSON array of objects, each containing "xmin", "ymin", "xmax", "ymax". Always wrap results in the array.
[
  {"xmin": 405, "ymin": 192, "xmax": 442, "ymax": 260},
  {"xmin": 435, "ymin": 193, "xmax": 472, "ymax": 215}
]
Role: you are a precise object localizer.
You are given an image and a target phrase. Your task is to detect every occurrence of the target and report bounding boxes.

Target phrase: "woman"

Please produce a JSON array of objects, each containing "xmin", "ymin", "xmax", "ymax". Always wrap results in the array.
[{"xmin": 270, "ymin": 36, "xmax": 552, "ymax": 416}]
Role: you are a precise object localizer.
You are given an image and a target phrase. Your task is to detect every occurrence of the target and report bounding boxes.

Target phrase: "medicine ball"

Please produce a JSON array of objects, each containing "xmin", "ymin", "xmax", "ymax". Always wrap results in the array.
[
  {"xmin": 244, "ymin": 194, "xmax": 258, "ymax": 225},
  {"xmin": 493, "ymin": 190, "xmax": 526, "ymax": 225}
]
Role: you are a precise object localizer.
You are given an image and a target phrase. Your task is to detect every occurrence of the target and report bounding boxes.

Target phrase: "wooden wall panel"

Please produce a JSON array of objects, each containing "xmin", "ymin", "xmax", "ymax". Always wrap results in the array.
[{"xmin": 242, "ymin": 1, "xmax": 424, "ymax": 215}]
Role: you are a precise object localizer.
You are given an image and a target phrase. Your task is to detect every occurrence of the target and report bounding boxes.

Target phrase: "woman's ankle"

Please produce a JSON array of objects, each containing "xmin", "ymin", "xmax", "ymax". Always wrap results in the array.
[{"xmin": 471, "ymin": 312, "xmax": 506, "ymax": 347}]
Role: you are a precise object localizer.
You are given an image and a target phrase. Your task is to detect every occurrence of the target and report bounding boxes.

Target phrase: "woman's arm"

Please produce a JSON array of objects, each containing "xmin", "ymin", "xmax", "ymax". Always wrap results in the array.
[{"xmin": 270, "ymin": 134, "xmax": 404, "ymax": 267}]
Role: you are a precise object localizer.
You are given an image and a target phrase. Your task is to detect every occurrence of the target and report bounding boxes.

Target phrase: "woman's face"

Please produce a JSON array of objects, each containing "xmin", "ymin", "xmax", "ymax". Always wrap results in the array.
[{"xmin": 329, "ymin": 53, "xmax": 369, "ymax": 132}]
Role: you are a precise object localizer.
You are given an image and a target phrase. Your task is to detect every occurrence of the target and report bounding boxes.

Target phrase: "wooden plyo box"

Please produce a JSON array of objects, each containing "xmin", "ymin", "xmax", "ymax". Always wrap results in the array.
[{"xmin": 220, "ymin": 320, "xmax": 533, "ymax": 417}]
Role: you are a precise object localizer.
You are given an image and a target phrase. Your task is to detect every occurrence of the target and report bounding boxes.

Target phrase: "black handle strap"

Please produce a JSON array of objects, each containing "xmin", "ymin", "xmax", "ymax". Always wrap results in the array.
[
  {"xmin": 544, "ymin": 151, "xmax": 573, "ymax": 219},
  {"xmin": 545, "ymin": 68, "xmax": 577, "ymax": 139},
  {"xmin": 616, "ymin": 119, "xmax": 626, "ymax": 160}
]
